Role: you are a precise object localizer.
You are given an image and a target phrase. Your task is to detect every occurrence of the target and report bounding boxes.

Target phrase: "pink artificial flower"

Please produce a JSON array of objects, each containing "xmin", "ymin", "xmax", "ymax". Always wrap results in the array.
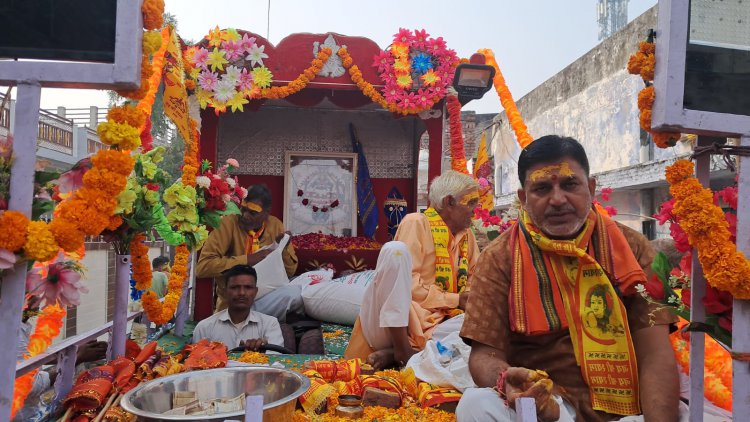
[
  {"xmin": 373, "ymin": 50, "xmax": 395, "ymax": 74},
  {"xmin": 198, "ymin": 70, "xmax": 219, "ymax": 91},
  {"xmin": 653, "ymin": 199, "xmax": 675, "ymax": 225},
  {"xmin": 604, "ymin": 205, "xmax": 618, "ymax": 216},
  {"xmin": 478, "ymin": 177, "xmax": 490, "ymax": 188},
  {"xmin": 0, "ymin": 248, "xmax": 17, "ymax": 270},
  {"xmin": 725, "ymin": 212, "xmax": 737, "ymax": 243},
  {"xmin": 413, "ymin": 29, "xmax": 430, "ymax": 48},
  {"xmin": 192, "ymin": 47, "xmax": 210, "ymax": 69},
  {"xmin": 222, "ymin": 40, "xmax": 244, "ymax": 61},
  {"xmin": 426, "ymin": 36, "xmax": 448, "ymax": 55},
  {"xmin": 393, "ymin": 28, "xmax": 415, "ymax": 44},
  {"xmin": 600, "ymin": 187, "xmax": 613, "ymax": 201},
  {"xmin": 240, "ymin": 33, "xmax": 257, "ymax": 53},
  {"xmin": 414, "ymin": 89, "xmax": 433, "ymax": 109},
  {"xmin": 56, "ymin": 157, "xmax": 92, "ymax": 194},
  {"xmin": 715, "ymin": 186, "xmax": 738, "ymax": 210},
  {"xmin": 238, "ymin": 68, "xmax": 254, "ymax": 92},
  {"xmin": 670, "ymin": 224, "xmax": 691, "ymax": 253},
  {"xmin": 398, "ymin": 92, "xmax": 418, "ymax": 110},
  {"xmin": 27, "ymin": 258, "xmax": 88, "ymax": 307},
  {"xmin": 226, "ymin": 158, "xmax": 239, "ymax": 168}
]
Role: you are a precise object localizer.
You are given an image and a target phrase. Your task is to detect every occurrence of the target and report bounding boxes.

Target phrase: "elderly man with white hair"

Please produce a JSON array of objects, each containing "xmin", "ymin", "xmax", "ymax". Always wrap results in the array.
[{"xmin": 345, "ymin": 170, "xmax": 481, "ymax": 369}]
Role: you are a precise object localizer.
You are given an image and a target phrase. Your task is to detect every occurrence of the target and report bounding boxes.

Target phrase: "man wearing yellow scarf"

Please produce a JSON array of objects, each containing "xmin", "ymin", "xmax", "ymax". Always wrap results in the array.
[
  {"xmin": 345, "ymin": 171, "xmax": 481, "ymax": 370},
  {"xmin": 458, "ymin": 136, "xmax": 680, "ymax": 422},
  {"xmin": 196, "ymin": 184, "xmax": 300, "ymax": 321}
]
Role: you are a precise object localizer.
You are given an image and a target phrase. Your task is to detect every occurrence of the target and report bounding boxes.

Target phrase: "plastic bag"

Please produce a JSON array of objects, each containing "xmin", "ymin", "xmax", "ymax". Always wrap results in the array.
[
  {"xmin": 405, "ymin": 331, "xmax": 476, "ymax": 392},
  {"xmin": 253, "ymin": 234, "xmax": 290, "ymax": 298}
]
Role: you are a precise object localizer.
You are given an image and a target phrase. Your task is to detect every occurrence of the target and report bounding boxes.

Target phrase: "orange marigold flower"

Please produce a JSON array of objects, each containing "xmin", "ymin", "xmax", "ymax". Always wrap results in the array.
[
  {"xmin": 142, "ymin": 0, "xmax": 165, "ymax": 31},
  {"xmin": 90, "ymin": 149, "xmax": 135, "ymax": 176},
  {"xmin": 665, "ymin": 159, "xmax": 694, "ymax": 184},
  {"xmin": 49, "ymin": 219, "xmax": 84, "ymax": 252},
  {"xmin": 627, "ymin": 52, "xmax": 646, "ymax": 75},
  {"xmin": 639, "ymin": 41, "xmax": 655, "ymax": 55},
  {"xmin": 637, "ymin": 86, "xmax": 655, "ymax": 110},
  {"xmin": 107, "ymin": 215, "xmax": 123, "ymax": 231},
  {"xmin": 0, "ymin": 211, "xmax": 29, "ymax": 252},
  {"xmin": 24, "ymin": 221, "xmax": 59, "ymax": 262},
  {"xmin": 107, "ymin": 105, "xmax": 147, "ymax": 129}
]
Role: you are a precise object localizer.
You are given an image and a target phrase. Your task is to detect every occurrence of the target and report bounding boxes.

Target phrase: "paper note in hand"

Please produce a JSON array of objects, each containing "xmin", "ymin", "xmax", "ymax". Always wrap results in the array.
[{"xmin": 245, "ymin": 395, "xmax": 264, "ymax": 422}]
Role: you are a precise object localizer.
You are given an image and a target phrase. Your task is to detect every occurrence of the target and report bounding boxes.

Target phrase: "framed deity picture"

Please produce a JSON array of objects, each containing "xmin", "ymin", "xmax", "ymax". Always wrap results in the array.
[{"xmin": 284, "ymin": 152, "xmax": 358, "ymax": 236}]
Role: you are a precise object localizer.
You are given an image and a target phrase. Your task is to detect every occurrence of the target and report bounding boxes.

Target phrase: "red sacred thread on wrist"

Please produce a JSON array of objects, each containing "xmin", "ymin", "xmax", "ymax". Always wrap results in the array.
[{"xmin": 496, "ymin": 369, "xmax": 509, "ymax": 404}]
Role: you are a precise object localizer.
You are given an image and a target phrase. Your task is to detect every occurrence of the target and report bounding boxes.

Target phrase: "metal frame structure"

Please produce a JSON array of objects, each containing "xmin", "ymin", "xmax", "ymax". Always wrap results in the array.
[
  {"xmin": 653, "ymin": 0, "xmax": 750, "ymax": 137},
  {"xmin": 0, "ymin": 1, "xmax": 143, "ymax": 419},
  {"xmin": 654, "ymin": 1, "xmax": 750, "ymax": 420},
  {"xmin": 0, "ymin": 0, "xmax": 142, "ymax": 90}
]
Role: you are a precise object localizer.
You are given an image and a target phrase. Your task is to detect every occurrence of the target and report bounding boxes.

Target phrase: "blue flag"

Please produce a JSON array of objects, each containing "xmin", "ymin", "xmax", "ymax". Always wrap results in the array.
[{"xmin": 350, "ymin": 124, "xmax": 379, "ymax": 238}]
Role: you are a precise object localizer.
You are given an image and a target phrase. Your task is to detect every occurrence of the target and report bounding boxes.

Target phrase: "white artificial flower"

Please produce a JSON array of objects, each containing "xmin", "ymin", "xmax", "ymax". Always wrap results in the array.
[
  {"xmin": 246, "ymin": 43, "xmax": 268, "ymax": 67},
  {"xmin": 226, "ymin": 178, "xmax": 236, "ymax": 189},
  {"xmin": 223, "ymin": 65, "xmax": 242, "ymax": 86},
  {"xmin": 213, "ymin": 78, "xmax": 236, "ymax": 102},
  {"xmin": 196, "ymin": 176, "xmax": 211, "ymax": 189},
  {"xmin": 240, "ymin": 187, "xmax": 248, "ymax": 199}
]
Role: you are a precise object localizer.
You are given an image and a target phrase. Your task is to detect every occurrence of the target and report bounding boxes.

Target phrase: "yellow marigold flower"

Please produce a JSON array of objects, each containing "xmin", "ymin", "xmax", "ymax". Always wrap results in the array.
[
  {"xmin": 24, "ymin": 221, "xmax": 59, "ymax": 262},
  {"xmin": 142, "ymin": 30, "xmax": 163, "ymax": 55},
  {"xmin": 0, "ymin": 211, "xmax": 29, "ymax": 252},
  {"xmin": 97, "ymin": 121, "xmax": 142, "ymax": 150}
]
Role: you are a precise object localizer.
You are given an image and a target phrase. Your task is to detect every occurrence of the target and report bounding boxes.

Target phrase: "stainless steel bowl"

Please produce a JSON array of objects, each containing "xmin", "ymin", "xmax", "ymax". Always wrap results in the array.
[{"xmin": 120, "ymin": 366, "xmax": 310, "ymax": 421}]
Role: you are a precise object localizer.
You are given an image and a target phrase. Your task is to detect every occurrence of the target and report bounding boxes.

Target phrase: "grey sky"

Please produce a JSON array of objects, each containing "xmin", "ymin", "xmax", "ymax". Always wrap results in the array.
[{"xmin": 33, "ymin": 0, "xmax": 657, "ymax": 114}]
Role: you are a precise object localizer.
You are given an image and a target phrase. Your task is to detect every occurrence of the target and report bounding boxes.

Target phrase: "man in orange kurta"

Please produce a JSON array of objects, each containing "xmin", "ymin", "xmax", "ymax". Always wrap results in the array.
[{"xmin": 345, "ymin": 170, "xmax": 480, "ymax": 369}]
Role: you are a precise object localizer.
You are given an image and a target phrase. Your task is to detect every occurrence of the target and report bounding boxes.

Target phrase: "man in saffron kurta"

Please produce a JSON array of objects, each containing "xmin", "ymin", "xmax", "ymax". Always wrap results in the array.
[
  {"xmin": 457, "ymin": 136, "xmax": 680, "ymax": 422},
  {"xmin": 345, "ymin": 170, "xmax": 480, "ymax": 369},
  {"xmin": 197, "ymin": 185, "xmax": 300, "ymax": 321}
]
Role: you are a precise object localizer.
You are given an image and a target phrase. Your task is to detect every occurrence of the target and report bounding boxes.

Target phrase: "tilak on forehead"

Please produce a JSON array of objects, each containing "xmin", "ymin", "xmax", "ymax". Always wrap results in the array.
[
  {"xmin": 242, "ymin": 200, "xmax": 263, "ymax": 212},
  {"xmin": 459, "ymin": 189, "xmax": 480, "ymax": 205},
  {"xmin": 529, "ymin": 162, "xmax": 575, "ymax": 183}
]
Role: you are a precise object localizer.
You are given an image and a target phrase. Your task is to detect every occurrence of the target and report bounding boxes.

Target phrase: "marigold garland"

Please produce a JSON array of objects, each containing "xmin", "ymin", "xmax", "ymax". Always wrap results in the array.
[
  {"xmin": 338, "ymin": 48, "xmax": 431, "ymax": 115},
  {"xmin": 477, "ymin": 48, "xmax": 533, "ymax": 148},
  {"xmin": 0, "ymin": 210, "xmax": 29, "ymax": 251},
  {"xmin": 447, "ymin": 93, "xmax": 469, "ymax": 174},
  {"xmin": 141, "ymin": 0, "xmax": 165, "ymax": 31},
  {"xmin": 141, "ymin": 244, "xmax": 189, "ymax": 324},
  {"xmin": 137, "ymin": 27, "xmax": 170, "ymax": 152},
  {"xmin": 11, "ymin": 304, "xmax": 66, "ymax": 419},
  {"xmin": 627, "ymin": 39, "xmax": 680, "ymax": 148},
  {"xmin": 130, "ymin": 234, "xmax": 153, "ymax": 291},
  {"xmin": 666, "ymin": 159, "xmax": 750, "ymax": 298},
  {"xmin": 260, "ymin": 48, "xmax": 332, "ymax": 99},
  {"xmin": 24, "ymin": 221, "xmax": 63, "ymax": 263},
  {"xmin": 670, "ymin": 320, "xmax": 732, "ymax": 411}
]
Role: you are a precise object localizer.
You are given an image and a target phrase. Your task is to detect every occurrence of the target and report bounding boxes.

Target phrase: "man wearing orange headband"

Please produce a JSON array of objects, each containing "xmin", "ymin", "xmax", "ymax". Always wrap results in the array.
[
  {"xmin": 197, "ymin": 184, "xmax": 300, "ymax": 321},
  {"xmin": 345, "ymin": 170, "xmax": 481, "ymax": 370}
]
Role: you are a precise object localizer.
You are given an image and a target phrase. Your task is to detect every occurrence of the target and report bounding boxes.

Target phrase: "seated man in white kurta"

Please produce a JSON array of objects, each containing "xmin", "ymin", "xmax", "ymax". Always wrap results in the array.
[{"xmin": 192, "ymin": 265, "xmax": 284, "ymax": 352}]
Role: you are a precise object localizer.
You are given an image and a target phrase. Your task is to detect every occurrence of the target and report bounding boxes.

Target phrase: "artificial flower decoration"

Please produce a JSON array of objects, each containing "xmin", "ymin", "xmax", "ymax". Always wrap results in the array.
[
  {"xmin": 368, "ymin": 28, "xmax": 459, "ymax": 114},
  {"xmin": 420, "ymin": 69, "xmax": 440, "ymax": 86},
  {"xmin": 251, "ymin": 66, "xmax": 273, "ymax": 88},
  {"xmin": 246, "ymin": 43, "xmax": 269, "ymax": 67},
  {"xmin": 207, "ymin": 48, "xmax": 229, "ymax": 72},
  {"xmin": 26, "ymin": 254, "xmax": 88, "ymax": 307},
  {"xmin": 411, "ymin": 53, "xmax": 433, "ymax": 74}
]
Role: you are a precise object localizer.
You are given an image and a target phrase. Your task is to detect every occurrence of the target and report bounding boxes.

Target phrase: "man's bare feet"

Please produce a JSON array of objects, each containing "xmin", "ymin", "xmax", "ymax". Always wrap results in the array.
[
  {"xmin": 393, "ymin": 345, "xmax": 416, "ymax": 367},
  {"xmin": 367, "ymin": 348, "xmax": 395, "ymax": 371}
]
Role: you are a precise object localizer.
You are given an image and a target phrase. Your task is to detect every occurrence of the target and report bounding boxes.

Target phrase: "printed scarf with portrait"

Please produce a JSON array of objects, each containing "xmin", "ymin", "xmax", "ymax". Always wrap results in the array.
[
  {"xmin": 424, "ymin": 207, "xmax": 469, "ymax": 293},
  {"xmin": 509, "ymin": 209, "xmax": 645, "ymax": 416}
]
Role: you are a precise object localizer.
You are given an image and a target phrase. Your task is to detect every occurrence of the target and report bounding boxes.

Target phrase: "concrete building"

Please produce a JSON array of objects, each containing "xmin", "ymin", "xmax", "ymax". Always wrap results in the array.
[{"xmin": 489, "ymin": 6, "xmax": 735, "ymax": 238}]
